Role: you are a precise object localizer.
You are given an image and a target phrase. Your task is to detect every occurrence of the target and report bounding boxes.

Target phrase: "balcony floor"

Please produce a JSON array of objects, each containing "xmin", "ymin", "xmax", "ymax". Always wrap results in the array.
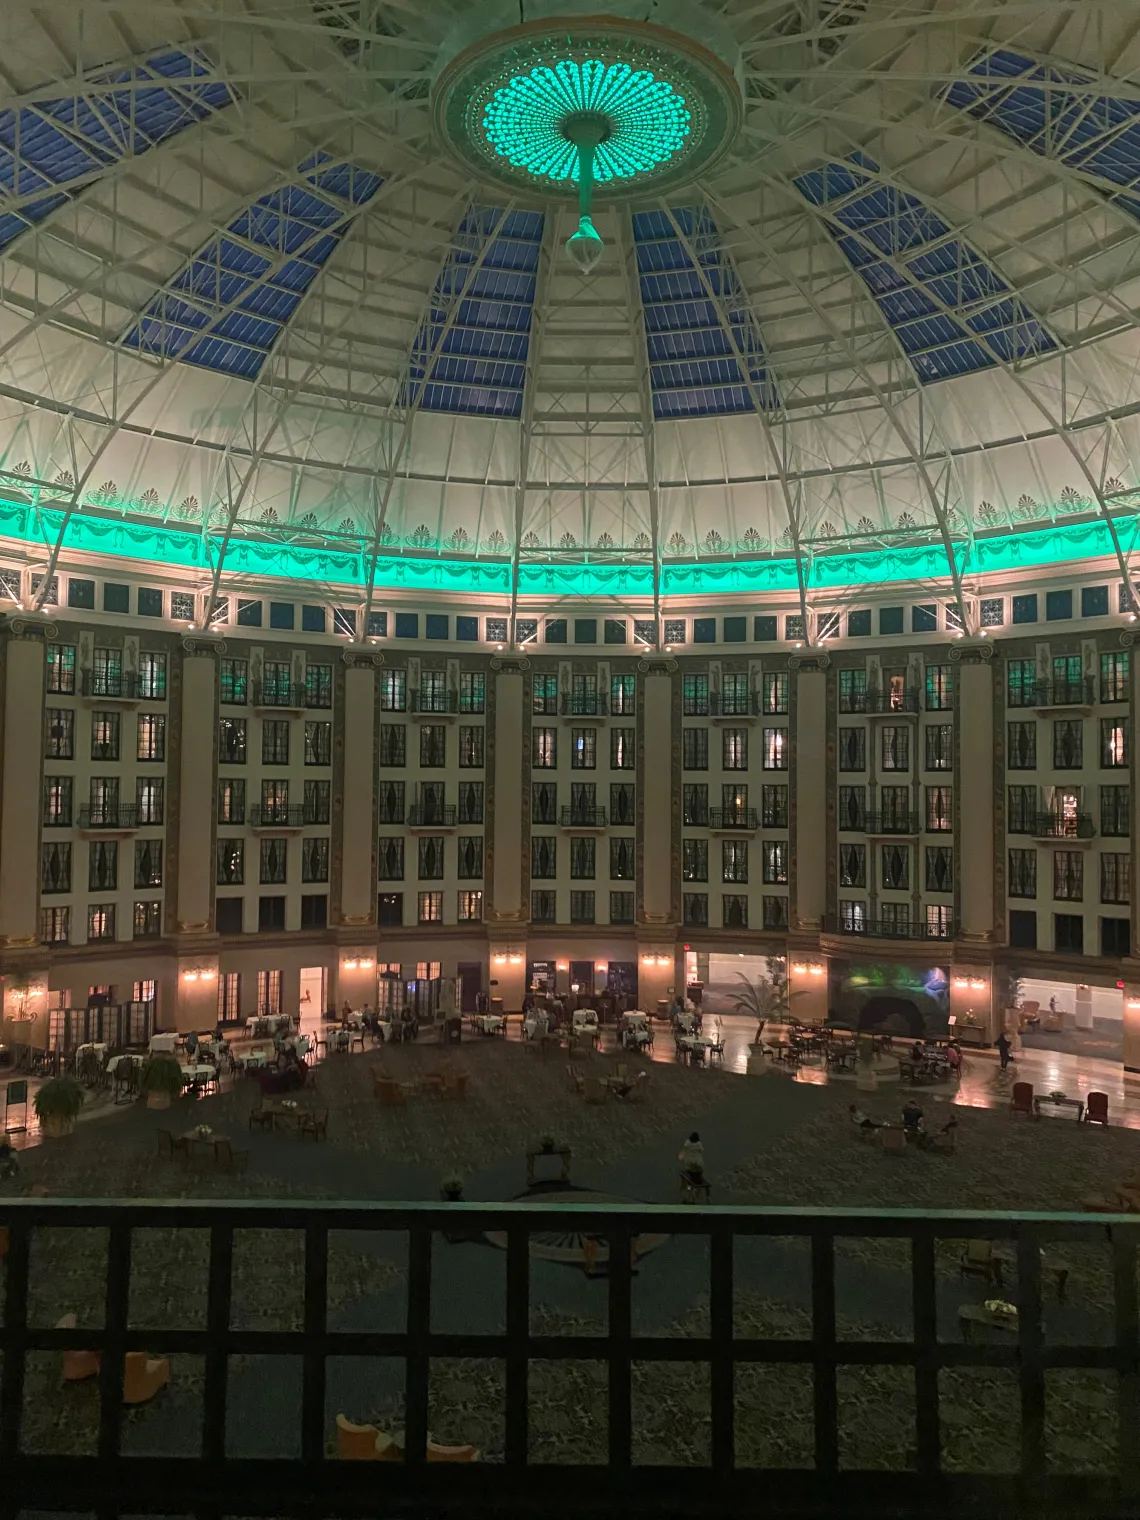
[{"xmin": 3, "ymin": 1018, "xmax": 1137, "ymax": 1485}]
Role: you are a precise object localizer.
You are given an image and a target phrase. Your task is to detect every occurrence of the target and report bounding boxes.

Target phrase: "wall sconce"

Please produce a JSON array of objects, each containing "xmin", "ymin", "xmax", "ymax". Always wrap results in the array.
[
  {"xmin": 969, "ymin": 977, "xmax": 987, "ymax": 991},
  {"xmin": 595, "ymin": 961, "xmax": 608, "ymax": 972},
  {"xmin": 183, "ymin": 970, "xmax": 199, "ymax": 982},
  {"xmin": 809, "ymin": 965, "xmax": 824, "ymax": 977},
  {"xmin": 791, "ymin": 962, "xmax": 808, "ymax": 975},
  {"xmin": 656, "ymin": 954, "xmax": 671, "ymax": 966},
  {"xmin": 953, "ymin": 977, "xmax": 969, "ymax": 988},
  {"xmin": 343, "ymin": 958, "xmax": 359, "ymax": 970},
  {"xmin": 508, "ymin": 952, "xmax": 523, "ymax": 965},
  {"xmin": 492, "ymin": 953, "xmax": 508, "ymax": 965},
  {"xmin": 556, "ymin": 961, "xmax": 569, "ymax": 972},
  {"xmin": 1127, "ymin": 998, "xmax": 1140, "ymax": 1010},
  {"xmin": 182, "ymin": 967, "xmax": 216, "ymax": 983}
]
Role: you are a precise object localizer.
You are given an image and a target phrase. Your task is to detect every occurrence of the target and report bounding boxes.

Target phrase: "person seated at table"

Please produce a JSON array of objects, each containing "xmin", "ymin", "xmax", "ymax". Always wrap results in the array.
[
  {"xmin": 945, "ymin": 1044, "xmax": 962, "ymax": 1075},
  {"xmin": 848, "ymin": 1104, "xmax": 880, "ymax": 1132},
  {"xmin": 401, "ymin": 1004, "xmax": 418, "ymax": 1041},
  {"xmin": 341, "ymin": 1000, "xmax": 353, "ymax": 1023},
  {"xmin": 900, "ymin": 1098, "xmax": 925, "ymax": 1137}
]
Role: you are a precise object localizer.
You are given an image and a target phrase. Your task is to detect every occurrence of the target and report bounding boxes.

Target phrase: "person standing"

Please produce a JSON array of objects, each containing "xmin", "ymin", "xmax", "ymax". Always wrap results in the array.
[{"xmin": 995, "ymin": 1030, "xmax": 1011, "ymax": 1069}]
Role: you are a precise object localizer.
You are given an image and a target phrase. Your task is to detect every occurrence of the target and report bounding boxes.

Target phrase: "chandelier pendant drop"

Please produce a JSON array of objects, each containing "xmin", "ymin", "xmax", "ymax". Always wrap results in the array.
[{"xmin": 563, "ymin": 110, "xmax": 608, "ymax": 272}]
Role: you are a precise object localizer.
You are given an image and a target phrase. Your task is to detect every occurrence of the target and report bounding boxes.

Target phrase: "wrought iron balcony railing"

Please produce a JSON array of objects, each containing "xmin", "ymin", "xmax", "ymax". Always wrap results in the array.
[
  {"xmin": 251, "ymin": 680, "xmax": 306, "ymax": 708},
  {"xmin": 560, "ymin": 806, "xmax": 607, "ymax": 827},
  {"xmin": 863, "ymin": 811, "xmax": 921, "ymax": 834},
  {"xmin": 1030, "ymin": 812, "xmax": 1096, "ymax": 839},
  {"xmin": 708, "ymin": 691, "xmax": 765, "ymax": 717},
  {"xmin": 409, "ymin": 689, "xmax": 459, "ymax": 715},
  {"xmin": 77, "ymin": 805, "xmax": 138, "ymax": 829},
  {"xmin": 249, "ymin": 805, "xmax": 307, "ymax": 828},
  {"xmin": 827, "ymin": 913, "xmax": 956, "ymax": 941},
  {"xmin": 1013, "ymin": 678, "xmax": 1096, "ymax": 709},
  {"xmin": 80, "ymin": 670, "xmax": 139, "ymax": 699},
  {"xmin": 840, "ymin": 687, "xmax": 921, "ymax": 715},
  {"xmin": 407, "ymin": 803, "xmax": 457, "ymax": 827},
  {"xmin": 708, "ymin": 807, "xmax": 760, "ymax": 830},
  {"xmin": 561, "ymin": 692, "xmax": 608, "ymax": 716}
]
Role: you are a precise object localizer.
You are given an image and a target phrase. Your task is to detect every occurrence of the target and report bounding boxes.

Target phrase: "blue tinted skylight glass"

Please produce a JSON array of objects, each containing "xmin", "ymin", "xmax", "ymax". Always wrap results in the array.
[
  {"xmin": 0, "ymin": 48, "xmax": 235, "ymax": 252},
  {"xmin": 406, "ymin": 206, "xmax": 544, "ymax": 418},
  {"xmin": 945, "ymin": 49, "xmax": 1140, "ymax": 219},
  {"xmin": 631, "ymin": 207, "xmax": 778, "ymax": 418},
  {"xmin": 793, "ymin": 153, "xmax": 1056, "ymax": 381},
  {"xmin": 121, "ymin": 153, "xmax": 383, "ymax": 377}
]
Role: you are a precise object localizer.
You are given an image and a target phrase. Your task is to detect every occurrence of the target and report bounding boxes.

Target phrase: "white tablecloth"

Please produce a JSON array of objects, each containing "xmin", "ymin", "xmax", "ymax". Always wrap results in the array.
[
  {"xmin": 523, "ymin": 1016, "xmax": 549, "ymax": 1039},
  {"xmin": 149, "ymin": 1033, "xmax": 177, "ymax": 1054},
  {"xmin": 238, "ymin": 1049, "xmax": 270, "ymax": 1068},
  {"xmin": 180, "ymin": 1064, "xmax": 216, "ymax": 1084},
  {"xmin": 475, "ymin": 1014, "xmax": 504, "ymax": 1033},
  {"xmin": 106, "ymin": 1054, "xmax": 137, "ymax": 1077},
  {"xmin": 76, "ymin": 1042, "xmax": 108, "ymax": 1063},
  {"xmin": 247, "ymin": 1014, "xmax": 290, "ymax": 1033}
]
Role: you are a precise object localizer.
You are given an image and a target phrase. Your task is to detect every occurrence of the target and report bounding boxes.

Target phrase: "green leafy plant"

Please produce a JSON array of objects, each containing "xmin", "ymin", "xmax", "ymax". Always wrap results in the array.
[
  {"xmin": 32, "ymin": 1076, "xmax": 84, "ymax": 1123},
  {"xmin": 539, "ymin": 1133, "xmax": 556, "ymax": 1152},
  {"xmin": 729, "ymin": 975, "xmax": 797, "ymax": 1031},
  {"xmin": 440, "ymin": 1174, "xmax": 464, "ymax": 1200},
  {"xmin": 140, "ymin": 1056, "xmax": 185, "ymax": 1095}
]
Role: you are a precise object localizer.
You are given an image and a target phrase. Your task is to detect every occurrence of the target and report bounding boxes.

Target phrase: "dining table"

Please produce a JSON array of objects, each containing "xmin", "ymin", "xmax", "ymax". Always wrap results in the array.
[{"xmin": 473, "ymin": 1013, "xmax": 505, "ymax": 1035}]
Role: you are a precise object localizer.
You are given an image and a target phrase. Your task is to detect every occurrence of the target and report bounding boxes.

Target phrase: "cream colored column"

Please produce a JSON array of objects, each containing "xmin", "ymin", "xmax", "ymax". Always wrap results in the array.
[
  {"xmin": 175, "ymin": 650, "xmax": 218, "ymax": 932},
  {"xmin": 956, "ymin": 654, "xmax": 995, "ymax": 942},
  {"xmin": 0, "ymin": 632, "xmax": 46, "ymax": 945},
  {"xmin": 491, "ymin": 662, "xmax": 525, "ymax": 921},
  {"xmin": 793, "ymin": 665, "xmax": 827, "ymax": 931},
  {"xmin": 341, "ymin": 662, "xmax": 377, "ymax": 924},
  {"xmin": 641, "ymin": 667, "xmax": 674, "ymax": 924}
]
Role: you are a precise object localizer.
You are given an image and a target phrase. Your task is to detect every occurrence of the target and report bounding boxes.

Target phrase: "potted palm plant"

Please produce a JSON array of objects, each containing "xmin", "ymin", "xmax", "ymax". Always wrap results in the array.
[
  {"xmin": 730, "ymin": 976, "xmax": 797, "ymax": 1073},
  {"xmin": 440, "ymin": 1174, "xmax": 464, "ymax": 1202},
  {"xmin": 33, "ymin": 1076, "xmax": 84, "ymax": 1138},
  {"xmin": 140, "ymin": 1056, "xmax": 184, "ymax": 1110}
]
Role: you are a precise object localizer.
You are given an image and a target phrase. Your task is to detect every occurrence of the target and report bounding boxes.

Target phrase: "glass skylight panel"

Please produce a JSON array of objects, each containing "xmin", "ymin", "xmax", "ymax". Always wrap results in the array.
[
  {"xmin": 121, "ymin": 153, "xmax": 383, "ymax": 378},
  {"xmin": 0, "ymin": 48, "xmax": 236, "ymax": 252},
  {"xmin": 407, "ymin": 206, "xmax": 544, "ymax": 417},
  {"xmin": 631, "ymin": 207, "xmax": 778, "ymax": 418},
  {"xmin": 945, "ymin": 49, "xmax": 1140, "ymax": 219},
  {"xmin": 793, "ymin": 153, "xmax": 1056, "ymax": 381}
]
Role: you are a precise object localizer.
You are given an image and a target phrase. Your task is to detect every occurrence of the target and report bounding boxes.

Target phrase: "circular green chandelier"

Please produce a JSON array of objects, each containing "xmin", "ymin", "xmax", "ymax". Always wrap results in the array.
[{"xmin": 432, "ymin": 13, "xmax": 742, "ymax": 271}]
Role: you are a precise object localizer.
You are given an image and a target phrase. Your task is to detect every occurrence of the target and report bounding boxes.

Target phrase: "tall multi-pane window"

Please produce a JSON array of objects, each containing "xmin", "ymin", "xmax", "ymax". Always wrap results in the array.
[
  {"xmin": 259, "ymin": 837, "xmax": 287, "ymax": 885},
  {"xmin": 881, "ymin": 727, "xmax": 909, "ymax": 770},
  {"xmin": 303, "ymin": 780, "xmax": 330, "ymax": 824},
  {"xmin": 925, "ymin": 665, "xmax": 952, "ymax": 711},
  {"xmin": 137, "ymin": 713, "xmax": 165, "ymax": 761},
  {"xmin": 305, "ymin": 664, "xmax": 332, "ymax": 709},
  {"xmin": 763, "ymin": 728, "xmax": 788, "ymax": 770},
  {"xmin": 723, "ymin": 895, "xmax": 748, "ymax": 929},
  {"xmin": 531, "ymin": 891, "xmax": 556, "ymax": 923},
  {"xmin": 87, "ymin": 904, "xmax": 116, "ymax": 942},
  {"xmin": 925, "ymin": 845, "xmax": 953, "ymax": 892},
  {"xmin": 458, "ymin": 890, "xmax": 483, "ymax": 921},
  {"xmin": 1007, "ymin": 721, "xmax": 1036, "ymax": 769},
  {"xmin": 304, "ymin": 721, "xmax": 331, "ymax": 765},
  {"xmin": 45, "ymin": 708, "xmax": 74, "ymax": 759},
  {"xmin": 610, "ymin": 783, "xmax": 635, "ymax": 825},
  {"xmin": 838, "ymin": 785, "xmax": 866, "ymax": 830},
  {"xmin": 378, "ymin": 838, "xmax": 404, "ymax": 880},
  {"xmin": 532, "ymin": 674, "xmax": 558, "ymax": 715},
  {"xmin": 683, "ymin": 893, "xmax": 708, "ymax": 926},
  {"xmin": 257, "ymin": 971, "xmax": 282, "ymax": 1017},
  {"xmin": 1007, "ymin": 659, "xmax": 1036, "ymax": 707},
  {"xmin": 1008, "ymin": 848, "xmax": 1036, "ymax": 898},
  {"xmin": 459, "ymin": 672, "xmax": 485, "ymax": 713},
  {"xmin": 925, "ymin": 786, "xmax": 952, "ymax": 832},
  {"xmin": 532, "ymin": 782, "xmax": 557, "ymax": 823},
  {"xmin": 134, "ymin": 839, "xmax": 163, "ymax": 888},
  {"xmin": 40, "ymin": 907, "xmax": 70, "ymax": 944},
  {"xmin": 924, "ymin": 725, "xmax": 953, "ymax": 771},
  {"xmin": 610, "ymin": 892, "xmax": 635, "ymax": 924},
  {"xmin": 1100, "ymin": 718, "xmax": 1129, "ymax": 768},
  {"xmin": 570, "ymin": 837, "xmax": 596, "ymax": 879},
  {"xmin": 1102, "ymin": 853, "xmax": 1131, "ymax": 905},
  {"xmin": 838, "ymin": 728, "xmax": 865, "ymax": 771},
  {"xmin": 840, "ymin": 900, "xmax": 867, "ymax": 932},
  {"xmin": 682, "ymin": 839, "xmax": 708, "ymax": 881},
  {"xmin": 878, "ymin": 785, "xmax": 910, "ymax": 829},
  {"xmin": 1100, "ymin": 651, "xmax": 1130, "ymax": 703},
  {"xmin": 568, "ymin": 783, "xmax": 597, "ymax": 827},
  {"xmin": 570, "ymin": 729, "xmax": 596, "ymax": 768},
  {"xmin": 609, "ymin": 836, "xmax": 635, "ymax": 879},
  {"xmin": 611, "ymin": 728, "xmax": 635, "ymax": 769},
  {"xmin": 610, "ymin": 675, "xmax": 636, "ymax": 715},
  {"xmin": 88, "ymin": 777, "xmax": 119, "ymax": 825},
  {"xmin": 533, "ymin": 728, "xmax": 557, "ymax": 768},
  {"xmin": 720, "ymin": 674, "xmax": 751, "ymax": 715},
  {"xmin": 379, "ymin": 670, "xmax": 406, "ymax": 711},
  {"xmin": 880, "ymin": 843, "xmax": 909, "ymax": 890},
  {"xmin": 926, "ymin": 905, "xmax": 953, "ymax": 938},
  {"xmin": 1053, "ymin": 720, "xmax": 1083, "ymax": 769},
  {"xmin": 762, "ymin": 673, "xmax": 788, "ymax": 714},
  {"xmin": 418, "ymin": 837, "xmax": 444, "ymax": 880},
  {"xmin": 134, "ymin": 901, "xmax": 162, "ymax": 938},
  {"xmin": 457, "ymin": 781, "xmax": 483, "ymax": 823},
  {"xmin": 458, "ymin": 726, "xmax": 484, "ymax": 767},
  {"xmin": 1007, "ymin": 786, "xmax": 1037, "ymax": 833},
  {"xmin": 839, "ymin": 669, "xmax": 867, "ymax": 713},
  {"xmin": 216, "ymin": 840, "xmax": 244, "ymax": 885},
  {"xmin": 89, "ymin": 840, "xmax": 118, "ymax": 892},
  {"xmin": 723, "ymin": 839, "xmax": 749, "ymax": 883},
  {"xmin": 1051, "ymin": 655, "xmax": 1083, "ymax": 700},
  {"xmin": 839, "ymin": 843, "xmax": 865, "ymax": 887},
  {"xmin": 1101, "ymin": 785, "xmax": 1130, "ymax": 836},
  {"xmin": 457, "ymin": 836, "xmax": 483, "ymax": 879},
  {"xmin": 683, "ymin": 729, "xmax": 708, "ymax": 770},
  {"xmin": 570, "ymin": 674, "xmax": 599, "ymax": 715},
  {"xmin": 220, "ymin": 659, "xmax": 248, "ymax": 703},
  {"xmin": 723, "ymin": 729, "xmax": 748, "ymax": 770},
  {"xmin": 260, "ymin": 780, "xmax": 290, "ymax": 822},
  {"xmin": 379, "ymin": 724, "xmax": 406, "ymax": 766},
  {"xmin": 41, "ymin": 842, "xmax": 71, "ymax": 893},
  {"xmin": 721, "ymin": 784, "xmax": 749, "ymax": 821},
  {"xmin": 220, "ymin": 717, "xmax": 247, "ymax": 764},
  {"xmin": 46, "ymin": 644, "xmax": 76, "ymax": 694},
  {"xmin": 378, "ymin": 782, "xmax": 405, "ymax": 823},
  {"xmin": 763, "ymin": 896, "xmax": 789, "ymax": 929},
  {"xmin": 90, "ymin": 712, "xmax": 120, "ymax": 761},
  {"xmin": 762, "ymin": 842, "xmax": 787, "ymax": 884},
  {"xmin": 262, "ymin": 662, "xmax": 291, "ymax": 705},
  {"xmin": 138, "ymin": 653, "xmax": 167, "ymax": 700},
  {"xmin": 531, "ymin": 836, "xmax": 557, "ymax": 878},
  {"xmin": 682, "ymin": 784, "xmax": 708, "ymax": 826},
  {"xmin": 1053, "ymin": 851, "xmax": 1083, "ymax": 901},
  {"xmin": 762, "ymin": 785, "xmax": 788, "ymax": 827},
  {"xmin": 262, "ymin": 720, "xmax": 290, "ymax": 765},
  {"xmin": 570, "ymin": 891, "xmax": 595, "ymax": 924},
  {"xmin": 682, "ymin": 674, "xmax": 709, "ymax": 716},
  {"xmin": 420, "ymin": 725, "xmax": 447, "ymax": 767}
]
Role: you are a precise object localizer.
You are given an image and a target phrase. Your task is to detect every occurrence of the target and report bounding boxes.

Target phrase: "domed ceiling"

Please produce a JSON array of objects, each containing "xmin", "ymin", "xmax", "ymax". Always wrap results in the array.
[{"xmin": 1, "ymin": 0, "xmax": 1140, "ymax": 618}]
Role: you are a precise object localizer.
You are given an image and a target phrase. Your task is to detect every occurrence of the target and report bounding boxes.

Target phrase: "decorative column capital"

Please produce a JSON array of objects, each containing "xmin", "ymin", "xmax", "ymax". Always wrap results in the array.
[
  {"xmin": 342, "ymin": 648, "xmax": 385, "ymax": 669},
  {"xmin": 787, "ymin": 650, "xmax": 830, "ymax": 672},
  {"xmin": 2, "ymin": 614, "xmax": 58, "ymax": 640},
  {"xmin": 636, "ymin": 657, "xmax": 677, "ymax": 674},
  {"xmin": 181, "ymin": 633, "xmax": 226, "ymax": 655},
  {"xmin": 490, "ymin": 655, "xmax": 529, "ymax": 673},
  {"xmin": 947, "ymin": 639, "xmax": 994, "ymax": 663}
]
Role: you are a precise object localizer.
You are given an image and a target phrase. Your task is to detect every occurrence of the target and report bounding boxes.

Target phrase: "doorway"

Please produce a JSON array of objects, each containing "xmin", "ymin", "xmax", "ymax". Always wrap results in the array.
[
  {"xmin": 299, "ymin": 966, "xmax": 326, "ymax": 1029},
  {"xmin": 457, "ymin": 962, "xmax": 482, "ymax": 1013}
]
